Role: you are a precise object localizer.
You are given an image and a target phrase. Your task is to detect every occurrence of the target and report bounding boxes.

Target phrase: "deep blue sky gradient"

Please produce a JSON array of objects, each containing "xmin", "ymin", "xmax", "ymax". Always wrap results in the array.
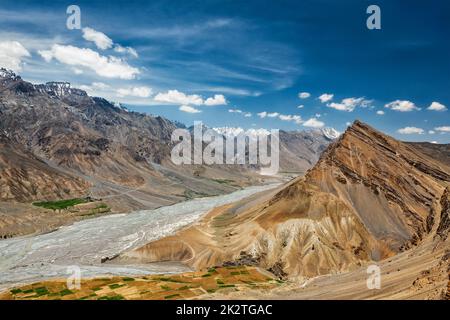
[{"xmin": 0, "ymin": 0, "xmax": 449, "ymax": 141}]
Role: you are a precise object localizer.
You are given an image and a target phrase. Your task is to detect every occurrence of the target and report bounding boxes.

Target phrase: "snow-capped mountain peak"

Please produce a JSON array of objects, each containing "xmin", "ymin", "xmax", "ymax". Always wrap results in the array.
[{"xmin": 321, "ymin": 127, "xmax": 341, "ymax": 140}]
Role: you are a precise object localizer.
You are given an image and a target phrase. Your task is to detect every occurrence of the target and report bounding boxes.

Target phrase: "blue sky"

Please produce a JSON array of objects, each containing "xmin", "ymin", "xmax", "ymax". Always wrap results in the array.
[{"xmin": 0, "ymin": 0, "xmax": 449, "ymax": 142}]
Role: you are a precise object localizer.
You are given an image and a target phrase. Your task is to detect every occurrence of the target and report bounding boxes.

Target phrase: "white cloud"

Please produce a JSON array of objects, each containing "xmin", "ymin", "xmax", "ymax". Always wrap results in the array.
[
  {"xmin": 38, "ymin": 44, "xmax": 140, "ymax": 79},
  {"xmin": 0, "ymin": 41, "xmax": 30, "ymax": 71},
  {"xmin": 154, "ymin": 90, "xmax": 226, "ymax": 106},
  {"xmin": 204, "ymin": 94, "xmax": 227, "ymax": 106},
  {"xmin": 303, "ymin": 118, "xmax": 325, "ymax": 128},
  {"xmin": 82, "ymin": 27, "xmax": 113, "ymax": 50},
  {"xmin": 72, "ymin": 67, "xmax": 83, "ymax": 74},
  {"xmin": 117, "ymin": 86, "xmax": 152, "ymax": 98},
  {"xmin": 318, "ymin": 93, "xmax": 334, "ymax": 103},
  {"xmin": 376, "ymin": 110, "xmax": 385, "ymax": 115},
  {"xmin": 267, "ymin": 112, "xmax": 279, "ymax": 118},
  {"xmin": 179, "ymin": 105, "xmax": 201, "ymax": 113},
  {"xmin": 257, "ymin": 111, "xmax": 268, "ymax": 118},
  {"xmin": 229, "ymin": 109, "xmax": 251, "ymax": 117},
  {"xmin": 428, "ymin": 130, "xmax": 435, "ymax": 134},
  {"xmin": 430, "ymin": 141, "xmax": 438, "ymax": 144},
  {"xmin": 385, "ymin": 100, "xmax": 420, "ymax": 112},
  {"xmin": 279, "ymin": 114, "xmax": 302, "ymax": 124},
  {"xmin": 327, "ymin": 97, "xmax": 371, "ymax": 112},
  {"xmin": 297, "ymin": 105, "xmax": 304, "ymax": 109},
  {"xmin": 79, "ymin": 82, "xmax": 111, "ymax": 95},
  {"xmin": 397, "ymin": 127, "xmax": 425, "ymax": 134},
  {"xmin": 346, "ymin": 122, "xmax": 352, "ymax": 126},
  {"xmin": 435, "ymin": 126, "xmax": 450, "ymax": 133},
  {"xmin": 298, "ymin": 92, "xmax": 310, "ymax": 99},
  {"xmin": 427, "ymin": 101, "xmax": 447, "ymax": 111},
  {"xmin": 114, "ymin": 45, "xmax": 139, "ymax": 58},
  {"xmin": 154, "ymin": 90, "xmax": 204, "ymax": 105},
  {"xmin": 257, "ymin": 111, "xmax": 301, "ymax": 124}
]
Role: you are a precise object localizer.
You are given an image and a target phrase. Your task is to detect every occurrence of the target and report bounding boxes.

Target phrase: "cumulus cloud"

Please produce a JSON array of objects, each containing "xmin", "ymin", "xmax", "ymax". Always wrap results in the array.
[
  {"xmin": 79, "ymin": 82, "xmax": 111, "ymax": 95},
  {"xmin": 385, "ymin": 100, "xmax": 420, "ymax": 112},
  {"xmin": 117, "ymin": 86, "xmax": 152, "ymax": 98},
  {"xmin": 114, "ymin": 45, "xmax": 139, "ymax": 58},
  {"xmin": 279, "ymin": 114, "xmax": 302, "ymax": 124},
  {"xmin": 303, "ymin": 118, "xmax": 325, "ymax": 128},
  {"xmin": 327, "ymin": 97, "xmax": 372, "ymax": 112},
  {"xmin": 229, "ymin": 109, "xmax": 242, "ymax": 113},
  {"xmin": 38, "ymin": 44, "xmax": 140, "ymax": 79},
  {"xmin": 428, "ymin": 130, "xmax": 435, "ymax": 134},
  {"xmin": 427, "ymin": 101, "xmax": 447, "ymax": 111},
  {"xmin": 297, "ymin": 105, "xmax": 304, "ymax": 109},
  {"xmin": 435, "ymin": 126, "xmax": 450, "ymax": 133},
  {"xmin": 397, "ymin": 127, "xmax": 425, "ymax": 134},
  {"xmin": 257, "ymin": 111, "xmax": 301, "ymax": 124},
  {"xmin": 318, "ymin": 93, "xmax": 334, "ymax": 103},
  {"xmin": 298, "ymin": 92, "xmax": 310, "ymax": 99},
  {"xmin": 154, "ymin": 90, "xmax": 204, "ymax": 105},
  {"xmin": 82, "ymin": 27, "xmax": 113, "ymax": 50},
  {"xmin": 257, "ymin": 111, "xmax": 268, "ymax": 118},
  {"xmin": 179, "ymin": 105, "xmax": 201, "ymax": 113},
  {"xmin": 154, "ymin": 90, "xmax": 227, "ymax": 106},
  {"xmin": 376, "ymin": 110, "xmax": 385, "ymax": 115},
  {"xmin": 204, "ymin": 94, "xmax": 227, "ymax": 106},
  {"xmin": 0, "ymin": 41, "xmax": 30, "ymax": 71}
]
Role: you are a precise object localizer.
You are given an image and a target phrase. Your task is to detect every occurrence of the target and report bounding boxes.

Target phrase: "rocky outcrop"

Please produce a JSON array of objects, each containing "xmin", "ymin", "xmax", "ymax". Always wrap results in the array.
[{"xmin": 437, "ymin": 188, "xmax": 450, "ymax": 240}]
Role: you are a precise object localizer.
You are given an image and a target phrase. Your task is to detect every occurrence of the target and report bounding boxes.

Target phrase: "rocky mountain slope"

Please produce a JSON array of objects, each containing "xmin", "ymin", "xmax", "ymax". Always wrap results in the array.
[
  {"xmin": 0, "ymin": 68, "xmax": 333, "ymax": 236},
  {"xmin": 119, "ymin": 121, "xmax": 449, "ymax": 281}
]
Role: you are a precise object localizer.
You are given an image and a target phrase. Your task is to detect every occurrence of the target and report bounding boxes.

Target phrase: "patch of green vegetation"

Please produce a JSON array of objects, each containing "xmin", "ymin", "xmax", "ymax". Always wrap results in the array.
[
  {"xmin": 10, "ymin": 288, "xmax": 22, "ymax": 294},
  {"xmin": 207, "ymin": 267, "xmax": 217, "ymax": 273},
  {"xmin": 92, "ymin": 287, "xmax": 102, "ymax": 291},
  {"xmin": 160, "ymin": 285, "xmax": 171, "ymax": 291},
  {"xmin": 164, "ymin": 294, "xmax": 180, "ymax": 299},
  {"xmin": 206, "ymin": 289, "xmax": 216, "ymax": 293},
  {"xmin": 33, "ymin": 198, "xmax": 88, "ymax": 211},
  {"xmin": 201, "ymin": 273, "xmax": 212, "ymax": 277},
  {"xmin": 155, "ymin": 277, "xmax": 187, "ymax": 283},
  {"xmin": 34, "ymin": 287, "xmax": 49, "ymax": 296},
  {"xmin": 184, "ymin": 190, "xmax": 209, "ymax": 200},
  {"xmin": 59, "ymin": 289, "xmax": 73, "ymax": 296},
  {"xmin": 177, "ymin": 286, "xmax": 190, "ymax": 291},
  {"xmin": 99, "ymin": 295, "xmax": 124, "ymax": 300},
  {"xmin": 216, "ymin": 279, "xmax": 224, "ymax": 285},
  {"xmin": 230, "ymin": 271, "xmax": 241, "ymax": 275},
  {"xmin": 213, "ymin": 179, "xmax": 235, "ymax": 185},
  {"xmin": 218, "ymin": 284, "xmax": 235, "ymax": 288},
  {"xmin": 122, "ymin": 277, "xmax": 135, "ymax": 282},
  {"xmin": 22, "ymin": 289, "xmax": 34, "ymax": 294},
  {"xmin": 108, "ymin": 283, "xmax": 125, "ymax": 289}
]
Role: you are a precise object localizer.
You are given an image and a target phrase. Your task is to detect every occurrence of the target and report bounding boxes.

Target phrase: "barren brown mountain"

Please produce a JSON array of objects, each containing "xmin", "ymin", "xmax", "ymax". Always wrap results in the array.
[
  {"xmin": 118, "ymin": 121, "xmax": 450, "ymax": 284},
  {"xmin": 0, "ymin": 68, "xmax": 333, "ymax": 237}
]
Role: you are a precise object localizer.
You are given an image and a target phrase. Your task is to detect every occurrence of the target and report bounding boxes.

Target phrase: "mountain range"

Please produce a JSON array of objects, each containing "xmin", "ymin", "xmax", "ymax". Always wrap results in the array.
[
  {"xmin": 117, "ymin": 120, "xmax": 449, "ymax": 299},
  {"xmin": 0, "ymin": 68, "xmax": 335, "ymax": 237}
]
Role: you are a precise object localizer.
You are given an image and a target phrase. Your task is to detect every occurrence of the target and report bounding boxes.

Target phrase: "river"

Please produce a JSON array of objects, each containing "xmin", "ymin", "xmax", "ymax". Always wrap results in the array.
[{"xmin": 0, "ymin": 184, "xmax": 277, "ymax": 290}]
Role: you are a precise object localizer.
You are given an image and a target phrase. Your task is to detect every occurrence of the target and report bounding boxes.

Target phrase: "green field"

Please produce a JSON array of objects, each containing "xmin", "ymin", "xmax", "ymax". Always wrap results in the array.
[{"xmin": 33, "ymin": 198, "xmax": 88, "ymax": 211}]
